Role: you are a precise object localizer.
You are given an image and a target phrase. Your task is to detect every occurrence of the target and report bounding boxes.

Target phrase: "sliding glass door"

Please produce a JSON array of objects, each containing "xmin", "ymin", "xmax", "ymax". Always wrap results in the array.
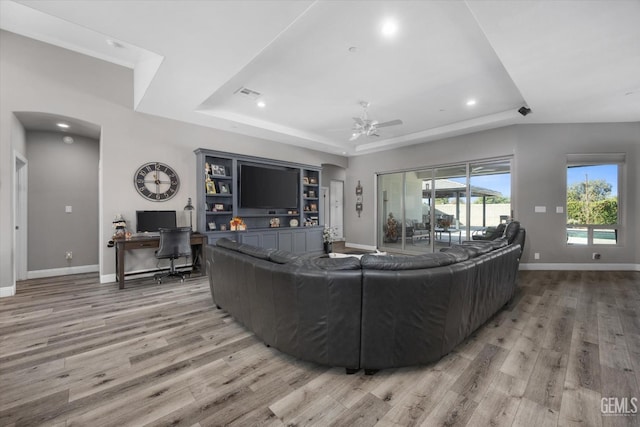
[{"xmin": 377, "ymin": 157, "xmax": 512, "ymax": 254}]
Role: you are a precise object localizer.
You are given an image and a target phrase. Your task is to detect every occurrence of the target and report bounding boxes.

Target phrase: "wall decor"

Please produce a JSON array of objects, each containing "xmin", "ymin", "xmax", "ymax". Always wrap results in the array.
[
  {"xmin": 356, "ymin": 180, "xmax": 363, "ymax": 217},
  {"xmin": 134, "ymin": 162, "xmax": 180, "ymax": 201}
]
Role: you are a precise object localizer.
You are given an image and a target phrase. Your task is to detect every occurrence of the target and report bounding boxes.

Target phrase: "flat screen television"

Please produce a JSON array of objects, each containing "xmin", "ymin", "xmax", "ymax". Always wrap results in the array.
[
  {"xmin": 136, "ymin": 210, "xmax": 177, "ymax": 233},
  {"xmin": 240, "ymin": 164, "xmax": 299, "ymax": 209}
]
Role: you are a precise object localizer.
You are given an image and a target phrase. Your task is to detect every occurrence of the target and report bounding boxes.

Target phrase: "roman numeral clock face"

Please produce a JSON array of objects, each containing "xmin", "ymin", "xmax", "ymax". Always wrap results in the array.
[{"xmin": 134, "ymin": 162, "xmax": 180, "ymax": 201}]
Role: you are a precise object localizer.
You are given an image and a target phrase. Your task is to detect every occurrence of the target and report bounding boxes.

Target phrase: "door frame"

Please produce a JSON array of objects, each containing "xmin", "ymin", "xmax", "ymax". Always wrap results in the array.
[{"xmin": 14, "ymin": 150, "xmax": 28, "ymax": 283}]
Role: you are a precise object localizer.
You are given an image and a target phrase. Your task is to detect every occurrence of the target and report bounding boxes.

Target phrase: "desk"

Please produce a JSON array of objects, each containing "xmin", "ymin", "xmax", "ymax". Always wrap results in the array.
[
  {"xmin": 434, "ymin": 228, "xmax": 462, "ymax": 246},
  {"xmin": 115, "ymin": 233, "xmax": 207, "ymax": 289}
]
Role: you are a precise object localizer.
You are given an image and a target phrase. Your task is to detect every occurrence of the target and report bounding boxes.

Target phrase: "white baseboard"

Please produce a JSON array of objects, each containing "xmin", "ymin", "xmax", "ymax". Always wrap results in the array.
[
  {"xmin": 27, "ymin": 264, "xmax": 99, "ymax": 279},
  {"xmin": 0, "ymin": 285, "xmax": 16, "ymax": 298},
  {"xmin": 101, "ymin": 274, "xmax": 116, "ymax": 284},
  {"xmin": 520, "ymin": 263, "xmax": 640, "ymax": 271},
  {"xmin": 345, "ymin": 242, "xmax": 377, "ymax": 251}
]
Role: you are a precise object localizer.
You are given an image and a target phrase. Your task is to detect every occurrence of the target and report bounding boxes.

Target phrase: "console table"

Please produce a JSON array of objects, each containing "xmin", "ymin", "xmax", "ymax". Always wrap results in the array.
[{"xmin": 114, "ymin": 233, "xmax": 207, "ymax": 289}]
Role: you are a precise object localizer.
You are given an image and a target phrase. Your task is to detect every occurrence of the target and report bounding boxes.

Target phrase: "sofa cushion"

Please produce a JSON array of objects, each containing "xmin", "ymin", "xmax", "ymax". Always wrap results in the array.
[
  {"xmin": 269, "ymin": 249, "xmax": 299, "ymax": 264},
  {"xmin": 293, "ymin": 257, "xmax": 362, "ymax": 270},
  {"xmin": 440, "ymin": 245, "xmax": 471, "ymax": 262},
  {"xmin": 361, "ymin": 252, "xmax": 456, "ymax": 270},
  {"xmin": 504, "ymin": 221, "xmax": 521, "ymax": 244},
  {"xmin": 216, "ymin": 237, "xmax": 242, "ymax": 251},
  {"xmin": 457, "ymin": 243, "xmax": 494, "ymax": 258},
  {"xmin": 237, "ymin": 244, "xmax": 276, "ymax": 260}
]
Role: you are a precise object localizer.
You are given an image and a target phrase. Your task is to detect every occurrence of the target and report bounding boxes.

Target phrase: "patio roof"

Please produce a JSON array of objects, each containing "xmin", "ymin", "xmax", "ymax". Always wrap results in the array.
[{"xmin": 422, "ymin": 179, "xmax": 503, "ymax": 198}]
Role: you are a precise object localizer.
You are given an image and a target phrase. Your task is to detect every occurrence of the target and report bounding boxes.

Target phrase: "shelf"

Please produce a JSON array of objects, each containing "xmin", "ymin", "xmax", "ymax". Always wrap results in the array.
[
  {"xmin": 206, "ymin": 193, "xmax": 232, "ymax": 197},
  {"xmin": 209, "ymin": 174, "xmax": 231, "ymax": 180},
  {"xmin": 206, "ymin": 211, "xmax": 232, "ymax": 215}
]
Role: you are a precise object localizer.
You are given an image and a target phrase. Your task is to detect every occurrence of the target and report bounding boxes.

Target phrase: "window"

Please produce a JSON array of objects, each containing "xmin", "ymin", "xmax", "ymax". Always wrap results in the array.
[{"xmin": 566, "ymin": 154, "xmax": 623, "ymax": 245}]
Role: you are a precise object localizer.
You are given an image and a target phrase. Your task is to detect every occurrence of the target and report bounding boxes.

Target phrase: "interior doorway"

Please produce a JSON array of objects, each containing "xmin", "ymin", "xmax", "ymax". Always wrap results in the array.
[{"xmin": 14, "ymin": 152, "xmax": 28, "ymax": 281}]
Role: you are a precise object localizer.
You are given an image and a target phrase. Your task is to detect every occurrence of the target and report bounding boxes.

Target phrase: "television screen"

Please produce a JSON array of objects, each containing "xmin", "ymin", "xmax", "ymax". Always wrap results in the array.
[
  {"xmin": 240, "ymin": 165, "xmax": 299, "ymax": 209},
  {"xmin": 136, "ymin": 210, "xmax": 177, "ymax": 233}
]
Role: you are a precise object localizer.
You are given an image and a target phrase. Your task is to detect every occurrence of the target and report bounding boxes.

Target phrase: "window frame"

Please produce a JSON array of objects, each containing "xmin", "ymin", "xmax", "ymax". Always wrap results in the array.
[{"xmin": 566, "ymin": 154, "xmax": 624, "ymax": 246}]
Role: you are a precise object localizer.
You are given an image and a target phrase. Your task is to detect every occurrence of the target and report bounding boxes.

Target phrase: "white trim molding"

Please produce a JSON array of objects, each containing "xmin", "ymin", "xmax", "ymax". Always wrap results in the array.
[
  {"xmin": 345, "ymin": 242, "xmax": 377, "ymax": 252},
  {"xmin": 0, "ymin": 285, "xmax": 16, "ymax": 298},
  {"xmin": 27, "ymin": 264, "xmax": 99, "ymax": 279},
  {"xmin": 520, "ymin": 263, "xmax": 639, "ymax": 271}
]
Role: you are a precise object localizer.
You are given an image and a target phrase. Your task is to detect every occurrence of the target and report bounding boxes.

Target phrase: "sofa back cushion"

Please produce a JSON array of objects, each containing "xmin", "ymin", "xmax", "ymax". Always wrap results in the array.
[
  {"xmin": 237, "ymin": 244, "xmax": 275, "ymax": 260},
  {"xmin": 504, "ymin": 221, "xmax": 521, "ymax": 244},
  {"xmin": 216, "ymin": 237, "xmax": 242, "ymax": 251},
  {"xmin": 268, "ymin": 249, "xmax": 300, "ymax": 264},
  {"xmin": 361, "ymin": 252, "xmax": 457, "ymax": 270},
  {"xmin": 293, "ymin": 257, "xmax": 362, "ymax": 270}
]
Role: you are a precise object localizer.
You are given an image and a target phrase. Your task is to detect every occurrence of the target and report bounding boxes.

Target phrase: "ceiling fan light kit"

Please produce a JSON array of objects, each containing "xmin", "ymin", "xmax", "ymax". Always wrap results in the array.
[{"xmin": 349, "ymin": 101, "xmax": 403, "ymax": 141}]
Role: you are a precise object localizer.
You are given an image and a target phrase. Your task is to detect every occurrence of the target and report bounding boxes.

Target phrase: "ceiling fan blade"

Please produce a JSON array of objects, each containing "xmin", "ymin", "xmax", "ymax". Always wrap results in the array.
[
  {"xmin": 376, "ymin": 119, "xmax": 403, "ymax": 128},
  {"xmin": 352, "ymin": 117, "xmax": 364, "ymax": 126},
  {"xmin": 349, "ymin": 132, "xmax": 361, "ymax": 141}
]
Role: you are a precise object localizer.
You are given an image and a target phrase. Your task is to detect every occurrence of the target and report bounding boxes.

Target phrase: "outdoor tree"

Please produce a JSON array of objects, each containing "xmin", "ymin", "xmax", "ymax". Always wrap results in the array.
[{"xmin": 567, "ymin": 177, "xmax": 617, "ymax": 224}]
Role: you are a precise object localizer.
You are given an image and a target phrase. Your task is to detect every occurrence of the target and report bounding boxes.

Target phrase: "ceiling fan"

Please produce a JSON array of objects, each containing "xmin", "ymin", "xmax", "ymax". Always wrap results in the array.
[{"xmin": 349, "ymin": 101, "xmax": 403, "ymax": 141}]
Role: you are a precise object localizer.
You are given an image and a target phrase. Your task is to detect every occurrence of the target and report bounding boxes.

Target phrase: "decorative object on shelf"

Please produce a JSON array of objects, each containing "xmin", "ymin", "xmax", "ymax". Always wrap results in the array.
[
  {"xmin": 205, "ymin": 162, "xmax": 211, "ymax": 176},
  {"xmin": 385, "ymin": 212, "xmax": 398, "ymax": 242},
  {"xmin": 289, "ymin": 218, "xmax": 299, "ymax": 227},
  {"xmin": 309, "ymin": 203, "xmax": 318, "ymax": 212},
  {"xmin": 206, "ymin": 180, "xmax": 216, "ymax": 194},
  {"xmin": 303, "ymin": 177, "xmax": 309, "ymax": 184},
  {"xmin": 303, "ymin": 191, "xmax": 308, "ymax": 198},
  {"xmin": 208, "ymin": 221, "xmax": 217, "ymax": 230},
  {"xmin": 107, "ymin": 215, "xmax": 128, "ymax": 248},
  {"xmin": 184, "ymin": 197, "xmax": 195, "ymax": 229},
  {"xmin": 134, "ymin": 162, "xmax": 180, "ymax": 201},
  {"xmin": 213, "ymin": 203, "xmax": 225, "ymax": 212},
  {"xmin": 308, "ymin": 190, "xmax": 316, "ymax": 198},
  {"xmin": 270, "ymin": 217, "xmax": 280, "ymax": 228},
  {"xmin": 211, "ymin": 164, "xmax": 226, "ymax": 176},
  {"xmin": 323, "ymin": 226, "xmax": 337, "ymax": 254},
  {"xmin": 356, "ymin": 180, "xmax": 363, "ymax": 217},
  {"xmin": 220, "ymin": 224, "xmax": 227, "ymax": 231},
  {"xmin": 112, "ymin": 214, "xmax": 127, "ymax": 239},
  {"xmin": 230, "ymin": 217, "xmax": 246, "ymax": 231},
  {"xmin": 309, "ymin": 177, "xmax": 317, "ymax": 184},
  {"xmin": 219, "ymin": 182, "xmax": 230, "ymax": 193}
]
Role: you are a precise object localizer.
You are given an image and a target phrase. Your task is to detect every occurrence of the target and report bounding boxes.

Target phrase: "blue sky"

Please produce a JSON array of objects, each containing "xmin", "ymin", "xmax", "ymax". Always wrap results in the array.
[
  {"xmin": 567, "ymin": 164, "xmax": 618, "ymax": 195},
  {"xmin": 448, "ymin": 173, "xmax": 511, "ymax": 199}
]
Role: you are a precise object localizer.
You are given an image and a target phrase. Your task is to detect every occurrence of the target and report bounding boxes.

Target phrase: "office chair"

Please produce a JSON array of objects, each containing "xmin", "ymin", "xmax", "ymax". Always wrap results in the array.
[{"xmin": 154, "ymin": 227, "xmax": 192, "ymax": 283}]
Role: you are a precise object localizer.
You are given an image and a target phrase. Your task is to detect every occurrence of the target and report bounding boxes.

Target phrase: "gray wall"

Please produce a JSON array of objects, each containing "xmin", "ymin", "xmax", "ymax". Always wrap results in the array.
[
  {"xmin": 26, "ymin": 131, "xmax": 99, "ymax": 271},
  {"xmin": 347, "ymin": 124, "xmax": 639, "ymax": 266},
  {"xmin": 0, "ymin": 30, "xmax": 348, "ymax": 289}
]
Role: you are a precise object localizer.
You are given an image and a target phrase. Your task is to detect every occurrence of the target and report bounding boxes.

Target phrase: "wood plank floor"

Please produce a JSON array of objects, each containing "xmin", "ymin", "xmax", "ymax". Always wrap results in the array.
[{"xmin": 1, "ymin": 270, "xmax": 639, "ymax": 426}]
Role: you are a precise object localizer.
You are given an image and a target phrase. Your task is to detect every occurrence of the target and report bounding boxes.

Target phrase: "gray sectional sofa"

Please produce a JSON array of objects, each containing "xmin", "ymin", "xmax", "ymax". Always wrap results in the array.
[{"xmin": 205, "ymin": 222, "xmax": 525, "ymax": 372}]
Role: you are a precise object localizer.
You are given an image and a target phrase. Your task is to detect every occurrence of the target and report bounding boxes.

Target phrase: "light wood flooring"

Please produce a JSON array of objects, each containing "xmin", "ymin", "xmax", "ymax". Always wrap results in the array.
[{"xmin": 1, "ymin": 270, "xmax": 639, "ymax": 426}]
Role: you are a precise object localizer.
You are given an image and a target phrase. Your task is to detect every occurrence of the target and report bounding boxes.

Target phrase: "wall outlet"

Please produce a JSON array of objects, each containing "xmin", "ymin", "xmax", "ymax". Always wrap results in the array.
[
  {"xmin": 592, "ymin": 252, "xmax": 601, "ymax": 260},
  {"xmin": 65, "ymin": 251, "xmax": 73, "ymax": 260},
  {"xmin": 534, "ymin": 252, "xmax": 540, "ymax": 260}
]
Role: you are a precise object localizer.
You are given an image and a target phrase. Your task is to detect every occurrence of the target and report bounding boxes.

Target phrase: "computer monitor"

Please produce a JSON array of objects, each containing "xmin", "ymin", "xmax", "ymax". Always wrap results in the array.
[{"xmin": 135, "ymin": 210, "xmax": 177, "ymax": 233}]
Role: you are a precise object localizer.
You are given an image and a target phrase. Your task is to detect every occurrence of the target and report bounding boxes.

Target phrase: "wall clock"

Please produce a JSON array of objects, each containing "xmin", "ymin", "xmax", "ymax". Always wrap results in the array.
[{"xmin": 134, "ymin": 162, "xmax": 180, "ymax": 201}]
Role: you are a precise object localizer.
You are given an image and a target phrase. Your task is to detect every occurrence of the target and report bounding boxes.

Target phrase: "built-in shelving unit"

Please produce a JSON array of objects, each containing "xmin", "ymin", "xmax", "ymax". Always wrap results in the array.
[{"xmin": 194, "ymin": 149, "xmax": 323, "ymax": 253}]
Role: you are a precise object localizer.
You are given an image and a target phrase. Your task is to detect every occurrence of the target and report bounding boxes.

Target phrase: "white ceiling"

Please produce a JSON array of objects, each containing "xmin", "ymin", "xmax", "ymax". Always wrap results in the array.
[{"xmin": 2, "ymin": 0, "xmax": 639, "ymax": 156}]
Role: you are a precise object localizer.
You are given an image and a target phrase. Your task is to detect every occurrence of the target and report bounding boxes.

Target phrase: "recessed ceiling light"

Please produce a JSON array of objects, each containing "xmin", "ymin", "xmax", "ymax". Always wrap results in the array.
[
  {"xmin": 466, "ymin": 99, "xmax": 477, "ymax": 106},
  {"xmin": 63, "ymin": 136, "xmax": 74, "ymax": 144},
  {"xmin": 381, "ymin": 19, "xmax": 398, "ymax": 37},
  {"xmin": 348, "ymin": 46, "xmax": 358, "ymax": 53},
  {"xmin": 57, "ymin": 123, "xmax": 70, "ymax": 128},
  {"xmin": 256, "ymin": 101, "xmax": 266, "ymax": 108}
]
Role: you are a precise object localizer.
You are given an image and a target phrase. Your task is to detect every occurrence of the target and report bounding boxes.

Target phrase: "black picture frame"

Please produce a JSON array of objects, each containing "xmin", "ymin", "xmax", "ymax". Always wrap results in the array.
[
  {"xmin": 211, "ymin": 164, "xmax": 226, "ymax": 176},
  {"xmin": 219, "ymin": 182, "xmax": 230, "ymax": 193}
]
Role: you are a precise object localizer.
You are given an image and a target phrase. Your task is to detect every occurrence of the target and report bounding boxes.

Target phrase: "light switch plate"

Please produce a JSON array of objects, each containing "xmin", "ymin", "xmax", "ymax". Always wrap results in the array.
[
  {"xmin": 65, "ymin": 205, "xmax": 72, "ymax": 213},
  {"xmin": 556, "ymin": 206, "xmax": 564, "ymax": 213},
  {"xmin": 534, "ymin": 206, "xmax": 546, "ymax": 213}
]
